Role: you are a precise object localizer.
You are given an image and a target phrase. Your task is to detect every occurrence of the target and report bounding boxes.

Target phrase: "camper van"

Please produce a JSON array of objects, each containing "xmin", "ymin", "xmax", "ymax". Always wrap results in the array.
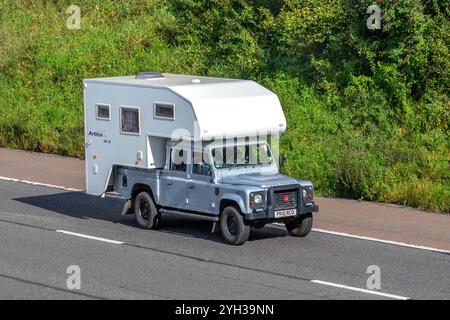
[{"xmin": 83, "ymin": 72, "xmax": 318, "ymax": 245}]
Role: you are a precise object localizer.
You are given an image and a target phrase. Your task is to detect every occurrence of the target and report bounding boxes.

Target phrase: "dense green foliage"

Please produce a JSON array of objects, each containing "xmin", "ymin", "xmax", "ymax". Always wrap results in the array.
[{"xmin": 0, "ymin": 0, "xmax": 448, "ymax": 212}]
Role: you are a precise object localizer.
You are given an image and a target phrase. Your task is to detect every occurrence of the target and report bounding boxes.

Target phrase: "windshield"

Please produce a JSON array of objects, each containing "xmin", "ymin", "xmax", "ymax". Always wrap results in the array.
[{"xmin": 212, "ymin": 143, "xmax": 273, "ymax": 169}]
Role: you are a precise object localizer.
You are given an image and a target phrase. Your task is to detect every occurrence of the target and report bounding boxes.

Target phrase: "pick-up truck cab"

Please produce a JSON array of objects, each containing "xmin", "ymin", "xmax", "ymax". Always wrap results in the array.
[{"xmin": 119, "ymin": 139, "xmax": 318, "ymax": 245}]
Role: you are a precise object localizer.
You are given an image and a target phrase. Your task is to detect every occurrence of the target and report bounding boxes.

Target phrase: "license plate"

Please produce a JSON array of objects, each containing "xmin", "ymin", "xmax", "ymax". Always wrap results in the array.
[{"xmin": 275, "ymin": 209, "xmax": 297, "ymax": 218}]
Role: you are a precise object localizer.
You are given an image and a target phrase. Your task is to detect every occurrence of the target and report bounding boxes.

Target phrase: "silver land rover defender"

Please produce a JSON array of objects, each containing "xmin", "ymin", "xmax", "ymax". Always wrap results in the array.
[{"xmin": 118, "ymin": 139, "xmax": 318, "ymax": 245}]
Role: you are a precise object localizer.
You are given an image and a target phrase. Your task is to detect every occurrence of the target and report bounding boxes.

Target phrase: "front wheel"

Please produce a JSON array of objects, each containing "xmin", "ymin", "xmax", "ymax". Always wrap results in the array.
[
  {"xmin": 285, "ymin": 213, "xmax": 313, "ymax": 237},
  {"xmin": 134, "ymin": 191, "xmax": 160, "ymax": 229},
  {"xmin": 220, "ymin": 206, "xmax": 250, "ymax": 245}
]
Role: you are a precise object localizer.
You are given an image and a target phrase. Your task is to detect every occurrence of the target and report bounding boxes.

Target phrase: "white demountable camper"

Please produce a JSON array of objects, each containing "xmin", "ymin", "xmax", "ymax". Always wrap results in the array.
[
  {"xmin": 83, "ymin": 72, "xmax": 317, "ymax": 245},
  {"xmin": 84, "ymin": 72, "xmax": 286, "ymax": 196}
]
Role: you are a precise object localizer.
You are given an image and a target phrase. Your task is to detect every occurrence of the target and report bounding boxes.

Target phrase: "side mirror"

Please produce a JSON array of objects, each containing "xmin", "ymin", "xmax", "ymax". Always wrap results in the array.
[{"xmin": 279, "ymin": 155, "xmax": 285, "ymax": 168}]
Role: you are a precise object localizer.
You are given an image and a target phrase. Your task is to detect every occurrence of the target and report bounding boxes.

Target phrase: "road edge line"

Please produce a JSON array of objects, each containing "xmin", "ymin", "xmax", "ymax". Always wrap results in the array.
[
  {"xmin": 0, "ymin": 176, "xmax": 82, "ymax": 192},
  {"xmin": 311, "ymin": 279, "xmax": 409, "ymax": 300},
  {"xmin": 312, "ymin": 228, "xmax": 450, "ymax": 254}
]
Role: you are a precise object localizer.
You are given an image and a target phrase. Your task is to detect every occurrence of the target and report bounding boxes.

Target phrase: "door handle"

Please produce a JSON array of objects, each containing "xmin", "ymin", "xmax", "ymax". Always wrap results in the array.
[
  {"xmin": 167, "ymin": 182, "xmax": 173, "ymax": 186},
  {"xmin": 189, "ymin": 185, "xmax": 195, "ymax": 190}
]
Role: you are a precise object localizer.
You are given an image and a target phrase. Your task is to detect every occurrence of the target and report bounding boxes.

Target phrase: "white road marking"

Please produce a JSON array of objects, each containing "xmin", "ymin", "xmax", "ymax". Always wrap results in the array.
[
  {"xmin": 56, "ymin": 230, "xmax": 124, "ymax": 245},
  {"xmin": 312, "ymin": 228, "xmax": 450, "ymax": 255},
  {"xmin": 0, "ymin": 176, "xmax": 82, "ymax": 192},
  {"xmin": 311, "ymin": 280, "xmax": 409, "ymax": 300},
  {"xmin": 272, "ymin": 222, "xmax": 450, "ymax": 254}
]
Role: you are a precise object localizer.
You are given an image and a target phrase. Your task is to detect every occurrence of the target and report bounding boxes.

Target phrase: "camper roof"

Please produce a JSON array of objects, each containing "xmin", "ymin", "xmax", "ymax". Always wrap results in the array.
[
  {"xmin": 84, "ymin": 73, "xmax": 262, "ymax": 95},
  {"xmin": 84, "ymin": 73, "xmax": 287, "ymax": 140}
]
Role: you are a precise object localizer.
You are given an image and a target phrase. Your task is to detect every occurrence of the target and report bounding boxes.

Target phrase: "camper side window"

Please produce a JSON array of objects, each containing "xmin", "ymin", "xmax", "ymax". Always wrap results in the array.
[
  {"xmin": 120, "ymin": 107, "xmax": 140, "ymax": 134},
  {"xmin": 170, "ymin": 149, "xmax": 187, "ymax": 172},
  {"xmin": 96, "ymin": 104, "xmax": 110, "ymax": 120},
  {"xmin": 154, "ymin": 103, "xmax": 175, "ymax": 120}
]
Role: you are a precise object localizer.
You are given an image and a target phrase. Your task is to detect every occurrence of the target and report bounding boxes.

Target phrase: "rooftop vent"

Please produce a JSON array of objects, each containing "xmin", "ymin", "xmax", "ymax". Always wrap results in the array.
[{"xmin": 135, "ymin": 71, "xmax": 165, "ymax": 80}]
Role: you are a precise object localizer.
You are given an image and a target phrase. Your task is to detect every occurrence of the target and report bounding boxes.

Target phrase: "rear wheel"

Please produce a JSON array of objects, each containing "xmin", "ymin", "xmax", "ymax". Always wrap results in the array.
[
  {"xmin": 220, "ymin": 206, "xmax": 250, "ymax": 245},
  {"xmin": 285, "ymin": 213, "xmax": 313, "ymax": 237},
  {"xmin": 134, "ymin": 191, "xmax": 160, "ymax": 229}
]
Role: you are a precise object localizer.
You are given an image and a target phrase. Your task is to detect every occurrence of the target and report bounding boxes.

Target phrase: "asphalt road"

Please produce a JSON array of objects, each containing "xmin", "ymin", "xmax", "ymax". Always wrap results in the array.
[
  {"xmin": 2, "ymin": 147, "xmax": 450, "ymax": 252},
  {"xmin": 0, "ymin": 180, "xmax": 449, "ymax": 300}
]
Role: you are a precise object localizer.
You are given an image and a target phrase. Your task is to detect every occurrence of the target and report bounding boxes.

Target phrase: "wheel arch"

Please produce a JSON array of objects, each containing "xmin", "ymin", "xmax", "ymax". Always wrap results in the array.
[
  {"xmin": 219, "ymin": 194, "xmax": 246, "ymax": 215},
  {"xmin": 131, "ymin": 183, "xmax": 156, "ymax": 202}
]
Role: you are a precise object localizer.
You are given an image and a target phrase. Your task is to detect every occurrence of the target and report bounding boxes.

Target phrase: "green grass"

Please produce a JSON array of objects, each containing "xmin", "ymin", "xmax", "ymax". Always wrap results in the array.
[{"xmin": 0, "ymin": 0, "xmax": 448, "ymax": 212}]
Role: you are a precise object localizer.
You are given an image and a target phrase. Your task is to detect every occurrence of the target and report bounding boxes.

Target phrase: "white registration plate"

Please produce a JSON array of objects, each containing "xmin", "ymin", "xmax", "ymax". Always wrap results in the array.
[{"xmin": 275, "ymin": 209, "xmax": 297, "ymax": 218}]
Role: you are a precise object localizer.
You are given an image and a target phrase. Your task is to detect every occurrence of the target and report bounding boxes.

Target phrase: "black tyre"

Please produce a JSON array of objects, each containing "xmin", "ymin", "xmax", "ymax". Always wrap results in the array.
[
  {"xmin": 134, "ymin": 191, "xmax": 160, "ymax": 229},
  {"xmin": 220, "ymin": 206, "xmax": 250, "ymax": 245},
  {"xmin": 285, "ymin": 213, "xmax": 313, "ymax": 237}
]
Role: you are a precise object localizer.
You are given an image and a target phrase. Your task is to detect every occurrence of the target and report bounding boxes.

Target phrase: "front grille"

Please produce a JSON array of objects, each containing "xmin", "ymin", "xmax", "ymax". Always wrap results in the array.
[{"xmin": 273, "ymin": 189, "xmax": 298, "ymax": 210}]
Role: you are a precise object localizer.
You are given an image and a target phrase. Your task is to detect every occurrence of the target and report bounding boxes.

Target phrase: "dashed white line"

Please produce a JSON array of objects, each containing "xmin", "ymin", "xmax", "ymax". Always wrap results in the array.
[
  {"xmin": 311, "ymin": 280, "xmax": 409, "ymax": 300},
  {"xmin": 54, "ymin": 229, "xmax": 411, "ymax": 299},
  {"xmin": 56, "ymin": 230, "xmax": 124, "ymax": 245},
  {"xmin": 0, "ymin": 176, "xmax": 82, "ymax": 192},
  {"xmin": 311, "ymin": 228, "xmax": 450, "ymax": 255},
  {"xmin": 50, "ymin": 229, "xmax": 414, "ymax": 299}
]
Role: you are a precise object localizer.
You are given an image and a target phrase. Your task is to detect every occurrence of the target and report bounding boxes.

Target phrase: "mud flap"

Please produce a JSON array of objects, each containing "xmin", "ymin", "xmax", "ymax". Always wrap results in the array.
[
  {"xmin": 121, "ymin": 199, "xmax": 132, "ymax": 216},
  {"xmin": 211, "ymin": 221, "xmax": 219, "ymax": 233}
]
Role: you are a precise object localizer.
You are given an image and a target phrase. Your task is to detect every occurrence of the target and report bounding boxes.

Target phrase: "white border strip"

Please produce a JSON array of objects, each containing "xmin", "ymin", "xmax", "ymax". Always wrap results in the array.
[
  {"xmin": 311, "ymin": 280, "xmax": 409, "ymax": 300},
  {"xmin": 312, "ymin": 228, "xmax": 450, "ymax": 254},
  {"xmin": 0, "ymin": 176, "xmax": 82, "ymax": 192},
  {"xmin": 56, "ymin": 230, "xmax": 124, "ymax": 245}
]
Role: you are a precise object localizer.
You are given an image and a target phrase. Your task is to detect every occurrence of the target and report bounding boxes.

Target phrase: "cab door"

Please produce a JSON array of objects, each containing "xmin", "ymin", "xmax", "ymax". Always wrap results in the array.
[
  {"xmin": 187, "ymin": 174, "xmax": 212, "ymax": 213},
  {"xmin": 159, "ymin": 148, "xmax": 189, "ymax": 209},
  {"xmin": 186, "ymin": 152, "xmax": 213, "ymax": 213}
]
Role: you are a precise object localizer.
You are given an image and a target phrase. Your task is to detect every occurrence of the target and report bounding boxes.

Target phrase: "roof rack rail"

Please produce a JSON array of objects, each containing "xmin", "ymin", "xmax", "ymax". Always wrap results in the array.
[{"xmin": 135, "ymin": 71, "xmax": 165, "ymax": 80}]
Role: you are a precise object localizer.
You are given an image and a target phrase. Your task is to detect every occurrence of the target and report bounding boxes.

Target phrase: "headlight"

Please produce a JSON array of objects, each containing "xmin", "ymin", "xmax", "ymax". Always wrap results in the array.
[
  {"xmin": 250, "ymin": 191, "xmax": 265, "ymax": 208},
  {"xmin": 302, "ymin": 186, "xmax": 314, "ymax": 203}
]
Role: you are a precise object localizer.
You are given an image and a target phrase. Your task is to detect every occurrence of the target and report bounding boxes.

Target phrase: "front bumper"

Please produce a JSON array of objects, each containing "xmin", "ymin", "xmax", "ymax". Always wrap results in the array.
[
  {"xmin": 245, "ymin": 185, "xmax": 319, "ymax": 221},
  {"xmin": 246, "ymin": 203, "xmax": 318, "ymax": 221}
]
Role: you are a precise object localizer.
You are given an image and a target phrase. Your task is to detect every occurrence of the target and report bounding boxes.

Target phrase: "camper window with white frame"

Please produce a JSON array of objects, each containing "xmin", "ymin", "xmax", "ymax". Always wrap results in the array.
[
  {"xmin": 120, "ymin": 107, "xmax": 140, "ymax": 134},
  {"xmin": 96, "ymin": 104, "xmax": 110, "ymax": 120},
  {"xmin": 154, "ymin": 103, "xmax": 175, "ymax": 120}
]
